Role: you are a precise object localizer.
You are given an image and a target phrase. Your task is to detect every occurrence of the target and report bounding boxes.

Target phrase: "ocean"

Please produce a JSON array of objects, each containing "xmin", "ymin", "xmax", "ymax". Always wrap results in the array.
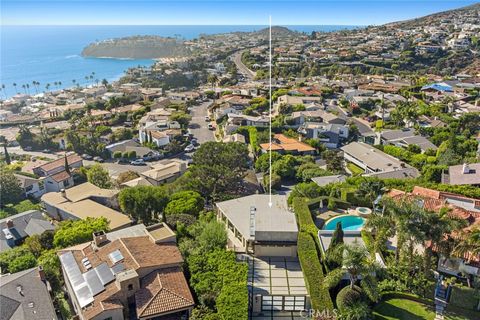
[{"xmin": 0, "ymin": 25, "xmax": 358, "ymax": 99}]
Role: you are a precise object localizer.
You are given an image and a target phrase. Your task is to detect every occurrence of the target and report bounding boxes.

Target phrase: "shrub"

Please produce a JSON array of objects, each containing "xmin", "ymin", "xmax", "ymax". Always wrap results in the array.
[
  {"xmin": 336, "ymin": 285, "xmax": 364, "ymax": 312},
  {"xmin": 128, "ymin": 150, "xmax": 137, "ymax": 159},
  {"xmin": 449, "ymin": 285, "xmax": 478, "ymax": 311},
  {"xmin": 298, "ymin": 232, "xmax": 334, "ymax": 311},
  {"xmin": 113, "ymin": 151, "xmax": 122, "ymax": 159}
]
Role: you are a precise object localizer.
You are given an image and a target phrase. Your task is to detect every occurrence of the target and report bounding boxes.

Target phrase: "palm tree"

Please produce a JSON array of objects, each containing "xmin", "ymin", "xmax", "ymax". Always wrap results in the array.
[
  {"xmin": 0, "ymin": 135, "xmax": 10, "ymax": 164},
  {"xmin": 13, "ymin": 83, "xmax": 18, "ymax": 94},
  {"xmin": 453, "ymin": 227, "xmax": 480, "ymax": 262},
  {"xmin": 32, "ymin": 81, "xmax": 39, "ymax": 94},
  {"xmin": 58, "ymin": 81, "xmax": 62, "ymax": 88},
  {"xmin": 53, "ymin": 81, "xmax": 58, "ymax": 89},
  {"xmin": 355, "ymin": 179, "xmax": 386, "ymax": 209},
  {"xmin": 323, "ymin": 241, "xmax": 380, "ymax": 302},
  {"xmin": 95, "ymin": 79, "xmax": 99, "ymax": 87},
  {"xmin": 26, "ymin": 84, "xmax": 30, "ymax": 94},
  {"xmin": 207, "ymin": 74, "xmax": 218, "ymax": 90},
  {"xmin": 21, "ymin": 84, "xmax": 27, "ymax": 94},
  {"xmin": 101, "ymin": 79, "xmax": 108, "ymax": 87},
  {"xmin": 45, "ymin": 83, "xmax": 50, "ymax": 91}
]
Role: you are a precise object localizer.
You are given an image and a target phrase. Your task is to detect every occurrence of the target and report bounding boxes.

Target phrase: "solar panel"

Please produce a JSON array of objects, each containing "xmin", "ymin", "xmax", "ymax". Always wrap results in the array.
[
  {"xmin": 59, "ymin": 252, "xmax": 94, "ymax": 308},
  {"xmin": 111, "ymin": 263, "xmax": 125, "ymax": 274},
  {"xmin": 83, "ymin": 269, "xmax": 104, "ymax": 296},
  {"xmin": 108, "ymin": 249, "xmax": 124, "ymax": 265},
  {"xmin": 76, "ymin": 282, "xmax": 94, "ymax": 308},
  {"xmin": 94, "ymin": 262, "xmax": 115, "ymax": 285}
]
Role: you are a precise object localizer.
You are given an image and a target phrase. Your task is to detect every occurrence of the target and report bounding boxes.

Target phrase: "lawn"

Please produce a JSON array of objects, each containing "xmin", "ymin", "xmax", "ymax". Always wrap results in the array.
[
  {"xmin": 346, "ymin": 162, "xmax": 364, "ymax": 176},
  {"xmin": 373, "ymin": 298, "xmax": 479, "ymax": 320}
]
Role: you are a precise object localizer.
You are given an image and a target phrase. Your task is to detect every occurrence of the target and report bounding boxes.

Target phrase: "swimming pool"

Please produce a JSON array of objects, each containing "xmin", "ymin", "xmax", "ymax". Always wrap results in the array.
[{"xmin": 323, "ymin": 215, "xmax": 366, "ymax": 231}]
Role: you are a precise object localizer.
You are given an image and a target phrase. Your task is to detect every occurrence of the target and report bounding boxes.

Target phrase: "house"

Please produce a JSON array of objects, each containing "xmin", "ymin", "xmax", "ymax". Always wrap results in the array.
[
  {"xmin": 259, "ymin": 134, "xmax": 316, "ymax": 155},
  {"xmin": 275, "ymin": 95, "xmax": 322, "ymax": 113},
  {"xmin": 32, "ymin": 154, "xmax": 83, "ymax": 192},
  {"xmin": 377, "ymin": 129, "xmax": 438, "ymax": 153},
  {"xmin": 227, "ymin": 113, "xmax": 270, "ymax": 127},
  {"xmin": 105, "ymin": 140, "xmax": 155, "ymax": 159},
  {"xmin": 58, "ymin": 224, "xmax": 193, "ymax": 320},
  {"xmin": 387, "ymin": 187, "xmax": 480, "ymax": 276},
  {"xmin": 0, "ymin": 210, "xmax": 55, "ymax": 253},
  {"xmin": 121, "ymin": 160, "xmax": 187, "ymax": 187},
  {"xmin": 41, "ymin": 182, "xmax": 131, "ymax": 231},
  {"xmin": 311, "ymin": 175, "xmax": 347, "ymax": 187},
  {"xmin": 298, "ymin": 122, "xmax": 349, "ymax": 148},
  {"xmin": 216, "ymin": 194, "xmax": 298, "ymax": 257},
  {"xmin": 290, "ymin": 110, "xmax": 346, "ymax": 126},
  {"xmin": 442, "ymin": 163, "xmax": 480, "ymax": 186},
  {"xmin": 14, "ymin": 173, "xmax": 45, "ymax": 198},
  {"xmin": 223, "ymin": 133, "xmax": 246, "ymax": 144},
  {"xmin": 341, "ymin": 142, "xmax": 419, "ymax": 178},
  {"xmin": 0, "ymin": 267, "xmax": 57, "ymax": 320}
]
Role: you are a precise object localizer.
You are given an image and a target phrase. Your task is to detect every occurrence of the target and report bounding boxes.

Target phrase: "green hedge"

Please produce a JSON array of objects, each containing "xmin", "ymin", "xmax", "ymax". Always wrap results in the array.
[
  {"xmin": 298, "ymin": 232, "xmax": 334, "ymax": 312},
  {"xmin": 449, "ymin": 285, "xmax": 479, "ymax": 311},
  {"xmin": 341, "ymin": 188, "xmax": 370, "ymax": 207}
]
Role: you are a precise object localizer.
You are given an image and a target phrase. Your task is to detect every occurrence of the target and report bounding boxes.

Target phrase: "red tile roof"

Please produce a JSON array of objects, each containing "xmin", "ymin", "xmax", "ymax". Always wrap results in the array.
[{"xmin": 136, "ymin": 267, "xmax": 194, "ymax": 317}]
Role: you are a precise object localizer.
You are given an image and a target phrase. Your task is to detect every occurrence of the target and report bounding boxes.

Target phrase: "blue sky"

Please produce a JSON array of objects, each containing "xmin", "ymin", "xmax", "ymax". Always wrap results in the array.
[{"xmin": 1, "ymin": 0, "xmax": 478, "ymax": 25}]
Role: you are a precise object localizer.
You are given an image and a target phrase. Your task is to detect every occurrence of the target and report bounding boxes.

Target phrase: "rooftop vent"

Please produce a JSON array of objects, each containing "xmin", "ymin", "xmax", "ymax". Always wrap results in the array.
[{"xmin": 249, "ymin": 206, "xmax": 256, "ymax": 238}]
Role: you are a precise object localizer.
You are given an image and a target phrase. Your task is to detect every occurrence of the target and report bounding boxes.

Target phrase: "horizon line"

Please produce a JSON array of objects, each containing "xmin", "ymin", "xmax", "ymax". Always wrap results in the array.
[{"xmin": 1, "ymin": 24, "xmax": 367, "ymax": 27}]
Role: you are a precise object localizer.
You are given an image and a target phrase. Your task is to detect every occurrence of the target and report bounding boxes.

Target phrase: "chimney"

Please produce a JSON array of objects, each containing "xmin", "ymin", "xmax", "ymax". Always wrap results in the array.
[
  {"xmin": 93, "ymin": 230, "xmax": 107, "ymax": 248},
  {"xmin": 6, "ymin": 220, "xmax": 13, "ymax": 229},
  {"xmin": 38, "ymin": 266, "xmax": 46, "ymax": 283},
  {"xmin": 462, "ymin": 163, "xmax": 470, "ymax": 174}
]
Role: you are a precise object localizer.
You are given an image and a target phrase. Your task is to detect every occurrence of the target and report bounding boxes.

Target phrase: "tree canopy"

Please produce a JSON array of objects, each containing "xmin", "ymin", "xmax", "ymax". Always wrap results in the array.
[
  {"xmin": 118, "ymin": 186, "xmax": 168, "ymax": 224},
  {"xmin": 165, "ymin": 190, "xmax": 204, "ymax": 216},
  {"xmin": 53, "ymin": 217, "xmax": 109, "ymax": 248}
]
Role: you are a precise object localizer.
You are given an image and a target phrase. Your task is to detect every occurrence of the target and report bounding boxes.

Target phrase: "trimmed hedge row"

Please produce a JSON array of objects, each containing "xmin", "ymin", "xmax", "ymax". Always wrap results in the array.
[
  {"xmin": 298, "ymin": 232, "xmax": 334, "ymax": 312},
  {"xmin": 449, "ymin": 285, "xmax": 479, "ymax": 311}
]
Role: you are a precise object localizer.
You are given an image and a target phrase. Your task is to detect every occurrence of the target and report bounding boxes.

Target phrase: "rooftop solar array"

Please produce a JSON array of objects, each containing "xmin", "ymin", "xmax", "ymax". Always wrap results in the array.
[
  {"xmin": 59, "ymin": 252, "xmax": 118, "ymax": 309},
  {"xmin": 59, "ymin": 252, "xmax": 94, "ymax": 308},
  {"xmin": 95, "ymin": 262, "xmax": 115, "ymax": 285},
  {"xmin": 84, "ymin": 268, "xmax": 104, "ymax": 296}
]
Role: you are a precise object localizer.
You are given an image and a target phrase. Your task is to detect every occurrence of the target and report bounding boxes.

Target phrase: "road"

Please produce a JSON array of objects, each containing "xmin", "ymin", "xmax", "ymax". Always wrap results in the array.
[
  {"xmin": 231, "ymin": 50, "xmax": 256, "ymax": 80},
  {"xmin": 188, "ymin": 100, "xmax": 216, "ymax": 144},
  {"xmin": 4, "ymin": 146, "xmax": 60, "ymax": 160}
]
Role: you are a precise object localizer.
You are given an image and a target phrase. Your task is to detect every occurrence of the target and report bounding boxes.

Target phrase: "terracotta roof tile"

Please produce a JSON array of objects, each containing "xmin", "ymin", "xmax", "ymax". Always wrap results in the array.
[{"xmin": 136, "ymin": 267, "xmax": 194, "ymax": 317}]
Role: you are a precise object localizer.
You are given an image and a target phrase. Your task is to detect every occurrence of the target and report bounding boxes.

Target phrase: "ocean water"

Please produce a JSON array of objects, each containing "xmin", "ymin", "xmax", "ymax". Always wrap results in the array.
[{"xmin": 0, "ymin": 25, "xmax": 358, "ymax": 98}]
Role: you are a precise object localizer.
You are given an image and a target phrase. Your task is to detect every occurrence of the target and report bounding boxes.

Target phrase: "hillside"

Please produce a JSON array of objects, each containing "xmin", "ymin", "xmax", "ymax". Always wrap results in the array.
[{"xmin": 81, "ymin": 35, "xmax": 192, "ymax": 59}]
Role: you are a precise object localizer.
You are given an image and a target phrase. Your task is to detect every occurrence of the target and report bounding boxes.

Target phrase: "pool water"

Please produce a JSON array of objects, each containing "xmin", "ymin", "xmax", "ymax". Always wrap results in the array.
[{"xmin": 323, "ymin": 215, "xmax": 366, "ymax": 231}]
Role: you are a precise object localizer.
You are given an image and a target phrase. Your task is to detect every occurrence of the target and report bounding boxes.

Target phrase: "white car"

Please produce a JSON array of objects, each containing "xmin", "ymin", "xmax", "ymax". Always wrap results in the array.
[
  {"xmin": 207, "ymin": 123, "xmax": 215, "ymax": 130},
  {"xmin": 205, "ymin": 116, "xmax": 211, "ymax": 121},
  {"xmin": 185, "ymin": 144, "xmax": 195, "ymax": 153}
]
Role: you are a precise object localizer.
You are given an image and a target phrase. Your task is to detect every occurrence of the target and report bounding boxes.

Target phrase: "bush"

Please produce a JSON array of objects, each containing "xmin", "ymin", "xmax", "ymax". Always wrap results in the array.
[
  {"xmin": 336, "ymin": 285, "xmax": 365, "ymax": 312},
  {"xmin": 298, "ymin": 232, "xmax": 334, "ymax": 311},
  {"xmin": 113, "ymin": 151, "xmax": 122, "ymax": 159},
  {"xmin": 166, "ymin": 214, "xmax": 197, "ymax": 230},
  {"xmin": 449, "ymin": 285, "xmax": 478, "ymax": 311},
  {"xmin": 128, "ymin": 150, "xmax": 137, "ymax": 159}
]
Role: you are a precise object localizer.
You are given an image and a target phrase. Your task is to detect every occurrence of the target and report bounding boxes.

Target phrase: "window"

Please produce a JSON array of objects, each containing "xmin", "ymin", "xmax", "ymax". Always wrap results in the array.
[
  {"xmin": 63, "ymin": 179, "xmax": 70, "ymax": 187},
  {"xmin": 128, "ymin": 284, "xmax": 133, "ymax": 291},
  {"xmin": 25, "ymin": 185, "xmax": 33, "ymax": 192}
]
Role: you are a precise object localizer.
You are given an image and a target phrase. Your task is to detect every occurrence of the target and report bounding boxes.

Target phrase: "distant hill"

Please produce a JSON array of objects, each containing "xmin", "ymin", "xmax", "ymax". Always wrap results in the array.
[
  {"xmin": 386, "ymin": 2, "xmax": 480, "ymax": 28},
  {"xmin": 254, "ymin": 26, "xmax": 299, "ymax": 38},
  {"xmin": 81, "ymin": 35, "xmax": 191, "ymax": 59}
]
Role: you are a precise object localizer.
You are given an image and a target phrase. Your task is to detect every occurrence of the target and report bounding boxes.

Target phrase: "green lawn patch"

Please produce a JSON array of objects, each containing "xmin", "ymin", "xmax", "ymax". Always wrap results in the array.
[
  {"xmin": 346, "ymin": 162, "xmax": 364, "ymax": 176},
  {"xmin": 373, "ymin": 298, "xmax": 478, "ymax": 320}
]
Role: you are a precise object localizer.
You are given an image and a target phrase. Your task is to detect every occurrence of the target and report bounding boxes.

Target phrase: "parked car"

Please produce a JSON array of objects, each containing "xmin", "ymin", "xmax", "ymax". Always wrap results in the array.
[
  {"xmin": 82, "ymin": 154, "xmax": 93, "ymax": 160},
  {"xmin": 23, "ymin": 146, "xmax": 32, "ymax": 151},
  {"xmin": 184, "ymin": 144, "xmax": 195, "ymax": 153},
  {"xmin": 208, "ymin": 123, "xmax": 215, "ymax": 130},
  {"xmin": 191, "ymin": 138, "xmax": 199, "ymax": 146},
  {"xmin": 205, "ymin": 116, "xmax": 210, "ymax": 122},
  {"xmin": 131, "ymin": 159, "xmax": 146, "ymax": 166},
  {"xmin": 93, "ymin": 156, "xmax": 104, "ymax": 163}
]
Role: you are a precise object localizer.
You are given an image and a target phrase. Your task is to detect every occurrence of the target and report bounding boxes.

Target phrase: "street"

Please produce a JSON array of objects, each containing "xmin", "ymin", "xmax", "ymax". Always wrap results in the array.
[
  {"xmin": 231, "ymin": 50, "xmax": 256, "ymax": 80},
  {"xmin": 188, "ymin": 99, "xmax": 216, "ymax": 144}
]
